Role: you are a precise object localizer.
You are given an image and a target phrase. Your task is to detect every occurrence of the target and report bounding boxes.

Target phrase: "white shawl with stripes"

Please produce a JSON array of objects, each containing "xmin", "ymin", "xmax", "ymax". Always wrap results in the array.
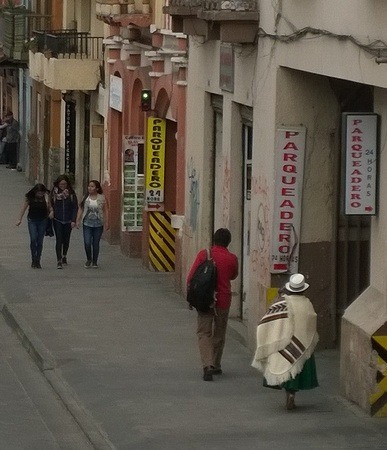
[{"xmin": 251, "ymin": 294, "xmax": 319, "ymax": 386}]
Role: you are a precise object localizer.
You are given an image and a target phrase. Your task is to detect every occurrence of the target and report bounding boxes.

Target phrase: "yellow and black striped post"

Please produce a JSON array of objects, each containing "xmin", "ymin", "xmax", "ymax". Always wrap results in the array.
[
  {"xmin": 370, "ymin": 322, "xmax": 387, "ymax": 417},
  {"xmin": 148, "ymin": 211, "xmax": 176, "ymax": 272}
]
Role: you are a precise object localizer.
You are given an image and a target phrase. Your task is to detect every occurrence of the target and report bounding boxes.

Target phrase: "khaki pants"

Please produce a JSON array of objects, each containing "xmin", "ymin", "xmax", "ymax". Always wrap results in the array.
[{"xmin": 197, "ymin": 308, "xmax": 229, "ymax": 368}]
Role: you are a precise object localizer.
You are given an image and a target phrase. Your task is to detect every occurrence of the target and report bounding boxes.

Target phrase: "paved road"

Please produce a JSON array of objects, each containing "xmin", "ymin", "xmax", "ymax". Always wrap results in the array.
[
  {"xmin": 0, "ymin": 314, "xmax": 93, "ymax": 449},
  {"xmin": 0, "ymin": 166, "xmax": 386, "ymax": 449}
]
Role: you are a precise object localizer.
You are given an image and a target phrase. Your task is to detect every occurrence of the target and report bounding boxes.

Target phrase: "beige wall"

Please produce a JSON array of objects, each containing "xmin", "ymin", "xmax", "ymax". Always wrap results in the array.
[
  {"xmin": 184, "ymin": 39, "xmax": 257, "ymax": 316},
  {"xmin": 185, "ymin": 0, "xmax": 387, "ymax": 348},
  {"xmin": 262, "ymin": 0, "xmax": 387, "ymax": 89}
]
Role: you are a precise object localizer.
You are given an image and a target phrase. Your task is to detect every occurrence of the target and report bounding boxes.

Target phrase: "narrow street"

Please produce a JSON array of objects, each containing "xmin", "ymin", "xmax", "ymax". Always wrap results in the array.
[{"xmin": 0, "ymin": 166, "xmax": 386, "ymax": 449}]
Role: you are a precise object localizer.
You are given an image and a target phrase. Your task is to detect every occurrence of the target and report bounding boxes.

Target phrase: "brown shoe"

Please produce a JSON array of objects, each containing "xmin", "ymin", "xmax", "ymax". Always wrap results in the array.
[{"xmin": 286, "ymin": 392, "xmax": 295, "ymax": 410}]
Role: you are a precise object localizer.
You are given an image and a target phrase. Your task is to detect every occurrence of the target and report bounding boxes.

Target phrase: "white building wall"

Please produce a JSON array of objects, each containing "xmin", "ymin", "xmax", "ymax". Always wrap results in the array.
[
  {"xmin": 265, "ymin": 0, "xmax": 387, "ymax": 89},
  {"xmin": 185, "ymin": 0, "xmax": 387, "ymax": 366},
  {"xmin": 184, "ymin": 38, "xmax": 257, "ymax": 317}
]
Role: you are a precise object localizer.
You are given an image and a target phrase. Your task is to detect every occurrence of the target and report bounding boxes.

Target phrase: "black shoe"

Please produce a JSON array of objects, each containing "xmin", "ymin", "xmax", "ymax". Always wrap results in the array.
[
  {"xmin": 212, "ymin": 367, "xmax": 222, "ymax": 375},
  {"xmin": 31, "ymin": 261, "xmax": 36, "ymax": 268},
  {"xmin": 57, "ymin": 261, "xmax": 63, "ymax": 269},
  {"xmin": 203, "ymin": 366, "xmax": 214, "ymax": 382},
  {"xmin": 62, "ymin": 256, "xmax": 67, "ymax": 265},
  {"xmin": 84, "ymin": 260, "xmax": 91, "ymax": 268},
  {"xmin": 35, "ymin": 262, "xmax": 42, "ymax": 269}
]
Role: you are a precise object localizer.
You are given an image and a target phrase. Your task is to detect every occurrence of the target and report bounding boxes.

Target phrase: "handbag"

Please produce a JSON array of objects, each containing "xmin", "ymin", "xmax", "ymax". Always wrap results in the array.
[{"xmin": 45, "ymin": 218, "xmax": 54, "ymax": 237}]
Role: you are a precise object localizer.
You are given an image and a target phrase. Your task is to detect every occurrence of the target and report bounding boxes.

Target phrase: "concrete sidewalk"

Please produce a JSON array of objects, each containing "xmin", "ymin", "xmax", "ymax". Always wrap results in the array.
[{"xmin": 0, "ymin": 166, "xmax": 386, "ymax": 449}]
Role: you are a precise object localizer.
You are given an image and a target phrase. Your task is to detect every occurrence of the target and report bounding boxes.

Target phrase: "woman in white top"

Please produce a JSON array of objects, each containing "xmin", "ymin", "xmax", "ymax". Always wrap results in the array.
[{"xmin": 77, "ymin": 180, "xmax": 109, "ymax": 268}]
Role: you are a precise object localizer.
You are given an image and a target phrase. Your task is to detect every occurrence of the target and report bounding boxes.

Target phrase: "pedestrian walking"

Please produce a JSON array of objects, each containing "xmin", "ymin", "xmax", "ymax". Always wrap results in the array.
[
  {"xmin": 50, "ymin": 175, "xmax": 78, "ymax": 269},
  {"xmin": 187, "ymin": 228, "xmax": 238, "ymax": 381},
  {"xmin": 76, "ymin": 180, "xmax": 109, "ymax": 269},
  {"xmin": 252, "ymin": 273, "xmax": 319, "ymax": 410},
  {"xmin": 16, "ymin": 183, "xmax": 54, "ymax": 268},
  {"xmin": 2, "ymin": 111, "xmax": 20, "ymax": 169}
]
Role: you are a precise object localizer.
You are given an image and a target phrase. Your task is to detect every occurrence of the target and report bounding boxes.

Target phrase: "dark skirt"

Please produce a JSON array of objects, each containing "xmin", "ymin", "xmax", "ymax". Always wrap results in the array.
[{"xmin": 264, "ymin": 354, "xmax": 319, "ymax": 392}]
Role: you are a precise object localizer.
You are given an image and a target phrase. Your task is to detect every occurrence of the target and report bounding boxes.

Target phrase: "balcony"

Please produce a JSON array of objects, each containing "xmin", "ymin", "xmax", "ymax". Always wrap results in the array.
[
  {"xmin": 96, "ymin": 0, "xmax": 152, "ymax": 28},
  {"xmin": 1, "ymin": 8, "xmax": 50, "ymax": 62},
  {"xmin": 29, "ymin": 30, "xmax": 104, "ymax": 91},
  {"xmin": 163, "ymin": 0, "xmax": 259, "ymax": 43}
]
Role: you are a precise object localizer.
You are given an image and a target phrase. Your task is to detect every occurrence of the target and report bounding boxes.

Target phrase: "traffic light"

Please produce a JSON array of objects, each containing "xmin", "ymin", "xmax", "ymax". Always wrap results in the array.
[{"xmin": 141, "ymin": 89, "xmax": 151, "ymax": 111}]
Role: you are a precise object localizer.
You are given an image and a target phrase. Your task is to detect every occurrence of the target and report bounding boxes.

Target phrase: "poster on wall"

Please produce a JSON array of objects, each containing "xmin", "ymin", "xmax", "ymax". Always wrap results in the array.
[
  {"xmin": 122, "ymin": 135, "xmax": 144, "ymax": 231},
  {"xmin": 270, "ymin": 127, "xmax": 306, "ymax": 274},
  {"xmin": 109, "ymin": 75, "xmax": 123, "ymax": 112},
  {"xmin": 343, "ymin": 113, "xmax": 379, "ymax": 215}
]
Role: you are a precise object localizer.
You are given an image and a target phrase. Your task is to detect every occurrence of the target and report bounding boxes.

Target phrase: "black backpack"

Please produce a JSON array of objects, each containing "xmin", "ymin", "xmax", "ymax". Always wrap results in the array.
[{"xmin": 187, "ymin": 249, "xmax": 217, "ymax": 312}]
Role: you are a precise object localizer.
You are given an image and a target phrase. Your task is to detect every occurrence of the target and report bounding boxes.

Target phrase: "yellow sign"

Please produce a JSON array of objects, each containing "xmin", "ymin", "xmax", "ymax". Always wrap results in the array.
[{"xmin": 146, "ymin": 118, "xmax": 166, "ymax": 203}]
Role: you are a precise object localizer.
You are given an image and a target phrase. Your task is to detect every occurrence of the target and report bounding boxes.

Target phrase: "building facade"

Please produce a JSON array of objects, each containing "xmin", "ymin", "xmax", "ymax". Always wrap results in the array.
[
  {"xmin": 28, "ymin": 0, "xmax": 105, "ymax": 190},
  {"xmin": 165, "ymin": 0, "xmax": 387, "ymax": 416},
  {"xmin": 96, "ymin": 0, "xmax": 187, "ymax": 284}
]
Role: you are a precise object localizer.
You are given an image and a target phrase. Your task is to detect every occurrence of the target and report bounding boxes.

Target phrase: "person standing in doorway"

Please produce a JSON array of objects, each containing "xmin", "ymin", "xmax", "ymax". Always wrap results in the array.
[
  {"xmin": 252, "ymin": 273, "xmax": 319, "ymax": 410},
  {"xmin": 50, "ymin": 175, "xmax": 78, "ymax": 269},
  {"xmin": 76, "ymin": 180, "xmax": 109, "ymax": 268},
  {"xmin": 2, "ymin": 111, "xmax": 20, "ymax": 170},
  {"xmin": 16, "ymin": 184, "xmax": 53, "ymax": 268},
  {"xmin": 187, "ymin": 228, "xmax": 239, "ymax": 381}
]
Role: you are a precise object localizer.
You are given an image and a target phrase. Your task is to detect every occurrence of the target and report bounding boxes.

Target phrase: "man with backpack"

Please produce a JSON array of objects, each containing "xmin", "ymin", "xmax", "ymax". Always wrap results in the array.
[{"xmin": 187, "ymin": 228, "xmax": 238, "ymax": 381}]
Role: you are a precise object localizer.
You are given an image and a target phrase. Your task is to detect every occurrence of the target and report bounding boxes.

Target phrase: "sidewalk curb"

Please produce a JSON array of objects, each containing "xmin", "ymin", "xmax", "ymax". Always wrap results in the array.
[
  {"xmin": 2, "ymin": 304, "xmax": 55, "ymax": 371},
  {"xmin": 1, "ymin": 303, "xmax": 116, "ymax": 450}
]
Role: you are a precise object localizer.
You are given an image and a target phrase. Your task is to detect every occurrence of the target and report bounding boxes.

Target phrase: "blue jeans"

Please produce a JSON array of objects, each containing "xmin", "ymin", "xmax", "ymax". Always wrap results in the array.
[
  {"xmin": 83, "ymin": 225, "xmax": 103, "ymax": 264},
  {"xmin": 28, "ymin": 218, "xmax": 47, "ymax": 262}
]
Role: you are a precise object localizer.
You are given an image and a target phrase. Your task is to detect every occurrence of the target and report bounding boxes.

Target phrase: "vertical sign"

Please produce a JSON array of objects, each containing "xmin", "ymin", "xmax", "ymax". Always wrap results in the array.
[
  {"xmin": 145, "ymin": 118, "xmax": 166, "ymax": 207},
  {"xmin": 344, "ymin": 113, "xmax": 379, "ymax": 215},
  {"xmin": 271, "ymin": 127, "xmax": 306, "ymax": 274},
  {"xmin": 65, "ymin": 101, "xmax": 76, "ymax": 175},
  {"xmin": 109, "ymin": 75, "xmax": 123, "ymax": 112}
]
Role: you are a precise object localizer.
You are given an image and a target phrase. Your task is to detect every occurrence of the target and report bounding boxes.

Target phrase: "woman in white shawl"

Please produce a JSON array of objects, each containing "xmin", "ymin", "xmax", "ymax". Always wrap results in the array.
[{"xmin": 252, "ymin": 273, "xmax": 319, "ymax": 410}]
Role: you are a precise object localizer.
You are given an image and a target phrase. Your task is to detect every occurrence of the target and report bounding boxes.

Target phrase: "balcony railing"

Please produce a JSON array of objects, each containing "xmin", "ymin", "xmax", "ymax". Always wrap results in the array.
[
  {"xmin": 1, "ymin": 8, "xmax": 51, "ymax": 61},
  {"xmin": 166, "ymin": 0, "xmax": 257, "ymax": 11},
  {"xmin": 32, "ymin": 30, "xmax": 104, "ymax": 60}
]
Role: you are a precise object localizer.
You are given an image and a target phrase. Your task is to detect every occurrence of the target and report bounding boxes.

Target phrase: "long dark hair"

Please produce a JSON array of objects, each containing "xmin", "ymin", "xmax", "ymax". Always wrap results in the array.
[
  {"xmin": 89, "ymin": 180, "xmax": 103, "ymax": 194},
  {"xmin": 25, "ymin": 183, "xmax": 48, "ymax": 202},
  {"xmin": 80, "ymin": 180, "xmax": 103, "ymax": 208},
  {"xmin": 53, "ymin": 174, "xmax": 75, "ymax": 194}
]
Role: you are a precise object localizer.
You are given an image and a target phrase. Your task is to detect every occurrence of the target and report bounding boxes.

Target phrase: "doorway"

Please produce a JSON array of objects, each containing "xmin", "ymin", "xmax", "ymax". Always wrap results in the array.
[{"xmin": 330, "ymin": 78, "xmax": 373, "ymax": 332}]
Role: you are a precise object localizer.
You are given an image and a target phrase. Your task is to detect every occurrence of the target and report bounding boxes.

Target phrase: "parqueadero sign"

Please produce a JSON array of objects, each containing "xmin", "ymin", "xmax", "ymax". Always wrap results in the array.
[
  {"xmin": 145, "ymin": 118, "xmax": 166, "ymax": 204},
  {"xmin": 343, "ymin": 113, "xmax": 379, "ymax": 216},
  {"xmin": 271, "ymin": 127, "xmax": 306, "ymax": 274}
]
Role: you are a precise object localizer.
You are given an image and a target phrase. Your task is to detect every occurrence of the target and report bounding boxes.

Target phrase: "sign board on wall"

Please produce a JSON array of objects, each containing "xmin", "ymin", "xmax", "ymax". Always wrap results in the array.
[
  {"xmin": 271, "ymin": 127, "xmax": 306, "ymax": 274},
  {"xmin": 343, "ymin": 113, "xmax": 379, "ymax": 215},
  {"xmin": 145, "ymin": 118, "xmax": 166, "ymax": 204},
  {"xmin": 219, "ymin": 43, "xmax": 234, "ymax": 93},
  {"xmin": 109, "ymin": 75, "xmax": 123, "ymax": 112},
  {"xmin": 122, "ymin": 135, "xmax": 145, "ymax": 231}
]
